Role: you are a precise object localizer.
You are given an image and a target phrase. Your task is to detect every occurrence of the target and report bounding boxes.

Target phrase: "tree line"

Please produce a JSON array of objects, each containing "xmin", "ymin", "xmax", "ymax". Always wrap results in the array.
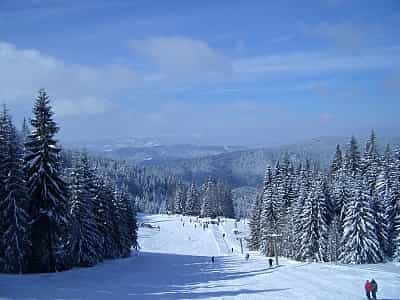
[
  {"xmin": 170, "ymin": 178, "xmax": 234, "ymax": 218},
  {"xmin": 248, "ymin": 132, "xmax": 400, "ymax": 264},
  {"xmin": 0, "ymin": 90, "xmax": 137, "ymax": 274}
]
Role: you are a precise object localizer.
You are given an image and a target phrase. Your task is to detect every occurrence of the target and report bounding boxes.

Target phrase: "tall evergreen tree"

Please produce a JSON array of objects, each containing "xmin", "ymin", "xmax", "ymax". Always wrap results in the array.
[
  {"xmin": 96, "ymin": 177, "xmax": 120, "ymax": 259},
  {"xmin": 69, "ymin": 154, "xmax": 102, "ymax": 267},
  {"xmin": 175, "ymin": 184, "xmax": 187, "ymax": 215},
  {"xmin": 260, "ymin": 183, "xmax": 280, "ymax": 255},
  {"xmin": 0, "ymin": 105, "xmax": 9, "ymax": 266},
  {"xmin": 248, "ymin": 191, "xmax": 262, "ymax": 251},
  {"xmin": 0, "ymin": 108, "xmax": 32, "ymax": 273},
  {"xmin": 297, "ymin": 177, "xmax": 328, "ymax": 262},
  {"xmin": 21, "ymin": 117, "xmax": 30, "ymax": 145},
  {"xmin": 113, "ymin": 186, "xmax": 137, "ymax": 257},
  {"xmin": 341, "ymin": 178, "xmax": 382, "ymax": 264},
  {"xmin": 345, "ymin": 136, "xmax": 361, "ymax": 176},
  {"xmin": 185, "ymin": 184, "xmax": 200, "ymax": 216},
  {"xmin": 24, "ymin": 89, "xmax": 71, "ymax": 272},
  {"xmin": 330, "ymin": 145, "xmax": 343, "ymax": 175},
  {"xmin": 201, "ymin": 179, "xmax": 217, "ymax": 218},
  {"xmin": 363, "ymin": 130, "xmax": 380, "ymax": 195}
]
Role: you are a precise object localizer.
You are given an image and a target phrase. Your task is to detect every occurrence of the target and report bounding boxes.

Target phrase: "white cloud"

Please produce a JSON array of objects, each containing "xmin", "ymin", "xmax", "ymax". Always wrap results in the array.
[
  {"xmin": 0, "ymin": 41, "xmax": 138, "ymax": 116},
  {"xmin": 129, "ymin": 36, "xmax": 232, "ymax": 81}
]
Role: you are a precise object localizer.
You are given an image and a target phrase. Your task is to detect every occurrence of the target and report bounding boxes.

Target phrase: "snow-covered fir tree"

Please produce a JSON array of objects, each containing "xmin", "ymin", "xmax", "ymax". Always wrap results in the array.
[
  {"xmin": 113, "ymin": 186, "xmax": 137, "ymax": 258},
  {"xmin": 96, "ymin": 176, "xmax": 121, "ymax": 259},
  {"xmin": 185, "ymin": 183, "xmax": 200, "ymax": 216},
  {"xmin": 330, "ymin": 145, "xmax": 343, "ymax": 175},
  {"xmin": 260, "ymin": 183, "xmax": 280, "ymax": 255},
  {"xmin": 0, "ymin": 107, "xmax": 32, "ymax": 273},
  {"xmin": 201, "ymin": 179, "xmax": 218, "ymax": 218},
  {"xmin": 21, "ymin": 117, "xmax": 30, "ymax": 145},
  {"xmin": 345, "ymin": 136, "xmax": 361, "ymax": 176},
  {"xmin": 340, "ymin": 177, "xmax": 382, "ymax": 264},
  {"xmin": 24, "ymin": 90, "xmax": 71, "ymax": 273},
  {"xmin": 297, "ymin": 177, "xmax": 328, "ymax": 262},
  {"xmin": 173, "ymin": 184, "xmax": 187, "ymax": 214},
  {"xmin": 247, "ymin": 192, "xmax": 262, "ymax": 251},
  {"xmin": 69, "ymin": 154, "xmax": 102, "ymax": 267}
]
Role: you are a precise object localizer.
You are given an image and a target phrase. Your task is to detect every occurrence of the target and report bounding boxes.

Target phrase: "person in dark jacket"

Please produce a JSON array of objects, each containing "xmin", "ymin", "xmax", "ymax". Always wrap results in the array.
[
  {"xmin": 364, "ymin": 280, "xmax": 372, "ymax": 300},
  {"xmin": 211, "ymin": 256, "xmax": 215, "ymax": 263},
  {"xmin": 268, "ymin": 258, "xmax": 273, "ymax": 268},
  {"xmin": 370, "ymin": 279, "xmax": 378, "ymax": 300}
]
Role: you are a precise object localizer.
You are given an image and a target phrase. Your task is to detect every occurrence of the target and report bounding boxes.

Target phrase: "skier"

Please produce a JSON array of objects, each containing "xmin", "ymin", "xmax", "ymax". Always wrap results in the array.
[
  {"xmin": 268, "ymin": 258, "xmax": 273, "ymax": 268},
  {"xmin": 364, "ymin": 280, "xmax": 372, "ymax": 300},
  {"xmin": 211, "ymin": 256, "xmax": 215, "ymax": 263},
  {"xmin": 245, "ymin": 253, "xmax": 250, "ymax": 261},
  {"xmin": 370, "ymin": 279, "xmax": 378, "ymax": 300},
  {"xmin": 222, "ymin": 233, "xmax": 225, "ymax": 238},
  {"xmin": 231, "ymin": 247, "xmax": 234, "ymax": 253}
]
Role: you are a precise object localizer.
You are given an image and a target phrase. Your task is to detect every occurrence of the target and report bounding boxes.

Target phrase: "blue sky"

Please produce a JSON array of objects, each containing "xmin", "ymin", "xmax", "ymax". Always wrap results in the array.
[{"xmin": 0, "ymin": 0, "xmax": 399, "ymax": 146}]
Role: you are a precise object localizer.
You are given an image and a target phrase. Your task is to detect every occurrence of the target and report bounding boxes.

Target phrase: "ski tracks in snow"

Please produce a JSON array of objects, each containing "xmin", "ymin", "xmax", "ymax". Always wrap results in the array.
[{"xmin": 210, "ymin": 224, "xmax": 231, "ymax": 256}]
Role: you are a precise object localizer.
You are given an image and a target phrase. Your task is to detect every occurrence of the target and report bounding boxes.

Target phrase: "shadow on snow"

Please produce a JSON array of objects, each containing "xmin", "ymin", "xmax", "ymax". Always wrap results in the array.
[{"xmin": 0, "ymin": 251, "xmax": 289, "ymax": 299}]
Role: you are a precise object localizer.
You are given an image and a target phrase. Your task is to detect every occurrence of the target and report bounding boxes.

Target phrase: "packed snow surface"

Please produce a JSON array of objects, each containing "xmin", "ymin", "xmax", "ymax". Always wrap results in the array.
[{"xmin": 1, "ymin": 214, "xmax": 399, "ymax": 299}]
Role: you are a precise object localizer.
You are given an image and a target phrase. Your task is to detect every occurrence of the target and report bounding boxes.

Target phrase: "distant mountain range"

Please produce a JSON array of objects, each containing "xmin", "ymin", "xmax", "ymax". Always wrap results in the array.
[
  {"xmin": 70, "ymin": 135, "xmax": 400, "ymax": 189},
  {"xmin": 64, "ymin": 136, "xmax": 247, "ymax": 162},
  {"xmin": 141, "ymin": 136, "xmax": 349, "ymax": 188},
  {"xmin": 140, "ymin": 136, "xmax": 400, "ymax": 188}
]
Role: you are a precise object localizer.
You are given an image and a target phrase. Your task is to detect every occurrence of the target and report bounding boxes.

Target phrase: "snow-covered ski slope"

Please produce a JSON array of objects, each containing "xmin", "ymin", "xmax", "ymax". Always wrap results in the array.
[{"xmin": 0, "ymin": 214, "xmax": 399, "ymax": 299}]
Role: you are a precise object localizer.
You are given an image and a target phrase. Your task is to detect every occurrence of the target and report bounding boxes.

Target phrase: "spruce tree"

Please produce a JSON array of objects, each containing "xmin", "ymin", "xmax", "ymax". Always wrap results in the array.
[
  {"xmin": 330, "ymin": 145, "xmax": 343, "ymax": 175},
  {"xmin": 297, "ymin": 177, "xmax": 328, "ymax": 262},
  {"xmin": 185, "ymin": 184, "xmax": 200, "ymax": 216},
  {"xmin": 96, "ymin": 177, "xmax": 120, "ymax": 259},
  {"xmin": 0, "ymin": 108, "xmax": 32, "ymax": 273},
  {"xmin": 220, "ymin": 183, "xmax": 235, "ymax": 218},
  {"xmin": 24, "ymin": 89, "xmax": 70, "ymax": 272},
  {"xmin": 174, "ymin": 184, "xmax": 187, "ymax": 215},
  {"xmin": 0, "ymin": 105, "xmax": 8, "ymax": 267},
  {"xmin": 260, "ymin": 183, "xmax": 280, "ymax": 255},
  {"xmin": 388, "ymin": 180, "xmax": 400, "ymax": 258},
  {"xmin": 201, "ymin": 179, "xmax": 217, "ymax": 218},
  {"xmin": 340, "ymin": 178, "xmax": 381, "ymax": 264},
  {"xmin": 113, "ymin": 186, "xmax": 137, "ymax": 257},
  {"xmin": 248, "ymin": 191, "xmax": 262, "ymax": 251},
  {"xmin": 70, "ymin": 154, "xmax": 102, "ymax": 267},
  {"xmin": 362, "ymin": 130, "xmax": 380, "ymax": 196},
  {"xmin": 21, "ymin": 117, "xmax": 30, "ymax": 145},
  {"xmin": 345, "ymin": 136, "xmax": 361, "ymax": 176}
]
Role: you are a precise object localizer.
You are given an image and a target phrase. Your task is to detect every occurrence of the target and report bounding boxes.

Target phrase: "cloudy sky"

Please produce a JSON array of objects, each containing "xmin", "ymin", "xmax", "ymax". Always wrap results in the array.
[{"xmin": 1, "ymin": 0, "xmax": 399, "ymax": 146}]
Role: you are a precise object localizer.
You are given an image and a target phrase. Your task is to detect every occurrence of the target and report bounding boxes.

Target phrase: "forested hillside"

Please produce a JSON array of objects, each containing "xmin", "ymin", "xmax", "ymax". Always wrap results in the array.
[
  {"xmin": 248, "ymin": 132, "xmax": 400, "ymax": 264},
  {"xmin": 0, "ymin": 90, "xmax": 137, "ymax": 273},
  {"xmin": 142, "ymin": 136, "xmax": 400, "ymax": 189}
]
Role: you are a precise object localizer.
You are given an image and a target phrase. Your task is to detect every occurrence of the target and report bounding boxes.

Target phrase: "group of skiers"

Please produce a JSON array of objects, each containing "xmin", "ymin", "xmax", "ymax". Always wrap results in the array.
[{"xmin": 364, "ymin": 279, "xmax": 378, "ymax": 300}]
